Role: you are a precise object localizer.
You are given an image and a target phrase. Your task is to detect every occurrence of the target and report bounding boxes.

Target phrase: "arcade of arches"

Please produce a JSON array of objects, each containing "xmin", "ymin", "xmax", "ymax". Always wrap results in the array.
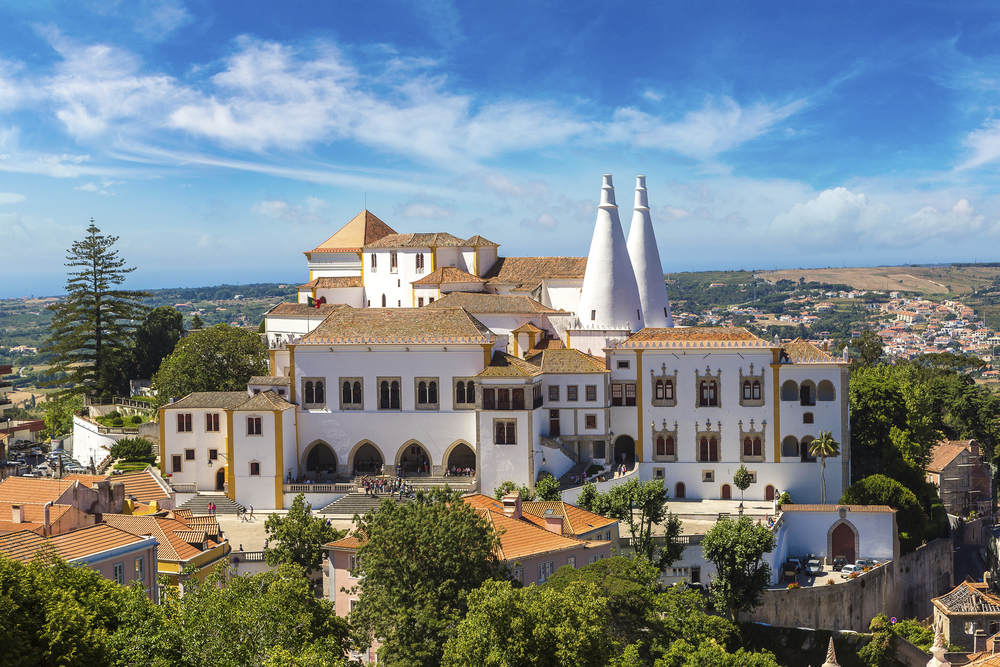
[
  {"xmin": 353, "ymin": 442, "xmax": 383, "ymax": 473},
  {"xmin": 306, "ymin": 442, "xmax": 337, "ymax": 472},
  {"xmin": 447, "ymin": 443, "xmax": 476, "ymax": 470}
]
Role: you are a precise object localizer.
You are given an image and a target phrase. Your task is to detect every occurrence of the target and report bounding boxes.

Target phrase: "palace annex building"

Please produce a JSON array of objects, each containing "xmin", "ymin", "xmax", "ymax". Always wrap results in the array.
[{"xmin": 158, "ymin": 175, "xmax": 850, "ymax": 510}]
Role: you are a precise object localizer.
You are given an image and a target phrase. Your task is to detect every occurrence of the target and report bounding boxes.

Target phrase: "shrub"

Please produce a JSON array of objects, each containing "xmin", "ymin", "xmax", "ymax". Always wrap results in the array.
[
  {"xmin": 840, "ymin": 474, "xmax": 924, "ymax": 552},
  {"xmin": 107, "ymin": 411, "xmax": 121, "ymax": 419},
  {"xmin": 586, "ymin": 464, "xmax": 604, "ymax": 477},
  {"xmin": 130, "ymin": 415, "xmax": 143, "ymax": 425},
  {"xmin": 112, "ymin": 418, "xmax": 124, "ymax": 427},
  {"xmin": 777, "ymin": 492, "xmax": 791, "ymax": 506},
  {"xmin": 109, "ymin": 437, "xmax": 155, "ymax": 462},
  {"xmin": 534, "ymin": 474, "xmax": 561, "ymax": 501}
]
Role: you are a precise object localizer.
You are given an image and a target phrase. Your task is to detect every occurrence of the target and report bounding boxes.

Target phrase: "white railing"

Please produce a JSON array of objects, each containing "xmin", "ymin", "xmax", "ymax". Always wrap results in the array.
[
  {"xmin": 171, "ymin": 482, "xmax": 198, "ymax": 493},
  {"xmin": 283, "ymin": 483, "xmax": 356, "ymax": 494}
]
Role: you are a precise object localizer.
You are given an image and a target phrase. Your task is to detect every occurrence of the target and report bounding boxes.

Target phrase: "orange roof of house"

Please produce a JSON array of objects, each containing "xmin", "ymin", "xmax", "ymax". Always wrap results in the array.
[
  {"xmin": 298, "ymin": 276, "xmax": 365, "ymax": 290},
  {"xmin": 307, "ymin": 210, "xmax": 397, "ymax": 253},
  {"xmin": 0, "ymin": 524, "xmax": 150, "ymax": 563},
  {"xmin": 463, "ymin": 494, "xmax": 618, "ymax": 539},
  {"xmin": 326, "ymin": 534, "xmax": 365, "ymax": 550},
  {"xmin": 102, "ymin": 514, "xmax": 220, "ymax": 562},
  {"xmin": 783, "ymin": 338, "xmax": 836, "ymax": 363},
  {"xmin": 483, "ymin": 257, "xmax": 588, "ymax": 288},
  {"xmin": 426, "ymin": 292, "xmax": 561, "ymax": 314},
  {"xmin": 0, "ymin": 478, "xmax": 82, "ymax": 505},
  {"xmin": 114, "ymin": 470, "xmax": 172, "ymax": 504},
  {"xmin": 301, "ymin": 307, "xmax": 494, "ymax": 345},
  {"xmin": 63, "ymin": 474, "xmax": 111, "ymax": 487},
  {"xmin": 512, "ymin": 322, "xmax": 543, "ymax": 334},
  {"xmin": 620, "ymin": 327, "xmax": 770, "ymax": 349},
  {"xmin": 928, "ymin": 440, "xmax": 975, "ymax": 473},
  {"xmin": 0, "ymin": 502, "xmax": 75, "ymax": 527},
  {"xmin": 525, "ymin": 349, "xmax": 608, "ymax": 374},
  {"xmin": 781, "ymin": 505, "xmax": 894, "ymax": 513},
  {"xmin": 267, "ymin": 302, "xmax": 348, "ymax": 318},
  {"xmin": 412, "ymin": 267, "xmax": 485, "ymax": 285},
  {"xmin": 477, "ymin": 351, "xmax": 544, "ymax": 378}
]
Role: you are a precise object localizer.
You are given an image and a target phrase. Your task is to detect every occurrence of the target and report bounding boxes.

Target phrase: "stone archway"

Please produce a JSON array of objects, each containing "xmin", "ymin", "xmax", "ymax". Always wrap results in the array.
[
  {"xmin": 396, "ymin": 441, "xmax": 430, "ymax": 474},
  {"xmin": 614, "ymin": 435, "xmax": 636, "ymax": 470},
  {"xmin": 446, "ymin": 442, "xmax": 476, "ymax": 471},
  {"xmin": 675, "ymin": 481, "xmax": 686, "ymax": 499},
  {"xmin": 350, "ymin": 441, "xmax": 384, "ymax": 475},
  {"xmin": 827, "ymin": 512, "xmax": 860, "ymax": 564},
  {"xmin": 305, "ymin": 441, "xmax": 337, "ymax": 476},
  {"xmin": 216, "ymin": 467, "xmax": 226, "ymax": 491},
  {"xmin": 765, "ymin": 484, "xmax": 776, "ymax": 501},
  {"xmin": 721, "ymin": 484, "xmax": 731, "ymax": 500}
]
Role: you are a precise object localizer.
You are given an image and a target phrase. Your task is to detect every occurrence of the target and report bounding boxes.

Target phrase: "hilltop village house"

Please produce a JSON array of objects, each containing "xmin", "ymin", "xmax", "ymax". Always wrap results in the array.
[{"xmin": 158, "ymin": 175, "xmax": 851, "ymax": 510}]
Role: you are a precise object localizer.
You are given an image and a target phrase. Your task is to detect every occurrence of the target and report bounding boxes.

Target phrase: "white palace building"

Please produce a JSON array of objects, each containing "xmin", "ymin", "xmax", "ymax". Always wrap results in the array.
[{"xmin": 158, "ymin": 175, "xmax": 850, "ymax": 511}]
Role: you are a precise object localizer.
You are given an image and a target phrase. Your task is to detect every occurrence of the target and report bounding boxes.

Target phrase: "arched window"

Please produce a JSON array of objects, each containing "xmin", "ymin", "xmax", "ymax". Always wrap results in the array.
[
  {"xmin": 466, "ymin": 381, "xmax": 475, "ymax": 404},
  {"xmin": 781, "ymin": 436, "xmax": 799, "ymax": 458},
  {"xmin": 664, "ymin": 436, "xmax": 674, "ymax": 455},
  {"xmin": 700, "ymin": 437, "xmax": 709, "ymax": 461},
  {"xmin": 708, "ymin": 382, "xmax": 718, "ymax": 406},
  {"xmin": 700, "ymin": 381, "xmax": 709, "ymax": 406},
  {"xmin": 709, "ymin": 437, "xmax": 718, "ymax": 461},
  {"xmin": 380, "ymin": 381, "xmax": 389, "ymax": 409},
  {"xmin": 753, "ymin": 437, "xmax": 762, "ymax": 457},
  {"xmin": 314, "ymin": 381, "xmax": 324, "ymax": 404},
  {"xmin": 428, "ymin": 381, "xmax": 438, "ymax": 404},
  {"xmin": 456, "ymin": 381, "xmax": 466, "ymax": 404},
  {"xmin": 371, "ymin": 253, "xmax": 377, "ymax": 270},
  {"xmin": 343, "ymin": 381, "xmax": 351, "ymax": 404},
  {"xmin": 317, "ymin": 296, "xmax": 327, "ymax": 304},
  {"xmin": 743, "ymin": 381, "xmax": 752, "ymax": 400},
  {"xmin": 664, "ymin": 379, "xmax": 673, "ymax": 399},
  {"xmin": 418, "ymin": 381, "xmax": 427, "ymax": 404},
  {"xmin": 353, "ymin": 381, "xmax": 362, "ymax": 404},
  {"xmin": 381, "ymin": 294, "xmax": 387, "ymax": 308},
  {"xmin": 817, "ymin": 380, "xmax": 836, "ymax": 401},
  {"xmin": 743, "ymin": 437, "xmax": 753, "ymax": 456},
  {"xmin": 305, "ymin": 381, "xmax": 314, "ymax": 404},
  {"xmin": 781, "ymin": 380, "xmax": 799, "ymax": 401},
  {"xmin": 656, "ymin": 379, "xmax": 664, "ymax": 400},
  {"xmin": 656, "ymin": 436, "xmax": 665, "ymax": 456},
  {"xmin": 752, "ymin": 381, "xmax": 761, "ymax": 400},
  {"xmin": 390, "ymin": 381, "xmax": 400, "ymax": 409}
]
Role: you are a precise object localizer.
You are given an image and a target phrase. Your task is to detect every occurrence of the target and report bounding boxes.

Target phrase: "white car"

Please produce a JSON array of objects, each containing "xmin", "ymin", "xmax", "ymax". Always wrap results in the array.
[
  {"xmin": 841, "ymin": 564, "xmax": 862, "ymax": 578},
  {"xmin": 805, "ymin": 559, "xmax": 823, "ymax": 575}
]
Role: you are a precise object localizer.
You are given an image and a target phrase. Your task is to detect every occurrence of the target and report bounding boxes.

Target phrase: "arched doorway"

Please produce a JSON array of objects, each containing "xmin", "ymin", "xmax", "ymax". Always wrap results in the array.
[
  {"xmin": 614, "ymin": 435, "xmax": 636, "ymax": 471},
  {"xmin": 216, "ymin": 467, "xmax": 226, "ymax": 491},
  {"xmin": 352, "ymin": 442, "xmax": 383, "ymax": 474},
  {"xmin": 306, "ymin": 442, "xmax": 337, "ymax": 477},
  {"xmin": 446, "ymin": 443, "xmax": 476, "ymax": 471},
  {"xmin": 831, "ymin": 522, "xmax": 856, "ymax": 562},
  {"xmin": 765, "ymin": 484, "xmax": 776, "ymax": 501},
  {"xmin": 721, "ymin": 484, "xmax": 731, "ymax": 500},
  {"xmin": 675, "ymin": 481, "xmax": 686, "ymax": 499},
  {"xmin": 398, "ymin": 443, "xmax": 429, "ymax": 474}
]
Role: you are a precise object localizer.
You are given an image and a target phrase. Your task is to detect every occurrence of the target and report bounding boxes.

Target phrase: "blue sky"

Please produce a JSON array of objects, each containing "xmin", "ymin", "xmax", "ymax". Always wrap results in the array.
[{"xmin": 3, "ymin": 1, "xmax": 1000, "ymax": 297}]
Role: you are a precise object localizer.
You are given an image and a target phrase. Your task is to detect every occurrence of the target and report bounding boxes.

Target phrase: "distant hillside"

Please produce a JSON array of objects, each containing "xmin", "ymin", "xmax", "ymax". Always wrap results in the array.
[{"xmin": 759, "ymin": 265, "xmax": 1000, "ymax": 296}]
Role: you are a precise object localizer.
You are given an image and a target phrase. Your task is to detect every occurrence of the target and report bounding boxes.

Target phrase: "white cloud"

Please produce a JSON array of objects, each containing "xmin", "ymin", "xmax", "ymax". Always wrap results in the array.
[
  {"xmin": 74, "ymin": 182, "xmax": 98, "ymax": 191},
  {"xmin": 252, "ymin": 197, "xmax": 329, "ymax": 224},
  {"xmin": 394, "ymin": 194, "xmax": 455, "ymax": 219},
  {"xmin": 0, "ymin": 192, "xmax": 26, "ymax": 204},
  {"xmin": 958, "ymin": 119, "xmax": 1000, "ymax": 171}
]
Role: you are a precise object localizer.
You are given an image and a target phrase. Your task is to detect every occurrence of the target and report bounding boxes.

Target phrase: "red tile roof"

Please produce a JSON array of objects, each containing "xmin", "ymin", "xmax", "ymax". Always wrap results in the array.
[
  {"xmin": 0, "ymin": 478, "xmax": 83, "ymax": 505},
  {"xmin": 482, "ymin": 257, "xmax": 588, "ymax": 288},
  {"xmin": 426, "ymin": 292, "xmax": 561, "ymax": 314},
  {"xmin": 781, "ymin": 504, "xmax": 895, "ymax": 513},
  {"xmin": 618, "ymin": 327, "xmax": 772, "ymax": 349},
  {"xmin": 114, "ymin": 470, "xmax": 172, "ymax": 504},
  {"xmin": 411, "ymin": 267, "xmax": 485, "ymax": 285},
  {"xmin": 300, "ymin": 307, "xmax": 494, "ymax": 345},
  {"xmin": 928, "ymin": 440, "xmax": 975, "ymax": 473},
  {"xmin": 103, "ymin": 513, "xmax": 221, "ymax": 562},
  {"xmin": 307, "ymin": 210, "xmax": 396, "ymax": 253},
  {"xmin": 298, "ymin": 276, "xmax": 364, "ymax": 290},
  {"xmin": 0, "ymin": 524, "xmax": 150, "ymax": 563}
]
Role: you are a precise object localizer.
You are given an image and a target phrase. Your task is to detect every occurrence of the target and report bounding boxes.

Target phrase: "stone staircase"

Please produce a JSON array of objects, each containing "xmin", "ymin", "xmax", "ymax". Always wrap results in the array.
[
  {"xmin": 318, "ymin": 492, "xmax": 410, "ymax": 516},
  {"xmin": 178, "ymin": 493, "xmax": 245, "ymax": 516},
  {"xmin": 558, "ymin": 461, "xmax": 591, "ymax": 489}
]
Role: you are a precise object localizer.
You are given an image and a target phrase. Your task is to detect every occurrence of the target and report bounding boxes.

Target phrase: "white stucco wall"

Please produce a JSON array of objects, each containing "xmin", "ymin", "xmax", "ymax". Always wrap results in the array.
[{"xmin": 161, "ymin": 408, "xmax": 230, "ymax": 491}]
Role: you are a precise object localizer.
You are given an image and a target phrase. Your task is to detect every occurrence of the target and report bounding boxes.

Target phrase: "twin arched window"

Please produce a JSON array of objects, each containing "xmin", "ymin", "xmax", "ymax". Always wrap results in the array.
[
  {"xmin": 742, "ymin": 380, "xmax": 762, "ymax": 400},
  {"xmin": 417, "ymin": 380, "xmax": 438, "ymax": 405},
  {"xmin": 379, "ymin": 380, "xmax": 400, "ymax": 410},
  {"xmin": 456, "ymin": 380, "xmax": 476, "ymax": 404},
  {"xmin": 655, "ymin": 435, "xmax": 675, "ymax": 456},
  {"xmin": 342, "ymin": 381, "xmax": 362, "ymax": 406},
  {"xmin": 304, "ymin": 380, "xmax": 325, "ymax": 405},
  {"xmin": 699, "ymin": 381, "xmax": 718, "ymax": 407},
  {"xmin": 655, "ymin": 379, "xmax": 674, "ymax": 400},
  {"xmin": 743, "ymin": 436, "xmax": 762, "ymax": 457},
  {"xmin": 699, "ymin": 437, "xmax": 719, "ymax": 461}
]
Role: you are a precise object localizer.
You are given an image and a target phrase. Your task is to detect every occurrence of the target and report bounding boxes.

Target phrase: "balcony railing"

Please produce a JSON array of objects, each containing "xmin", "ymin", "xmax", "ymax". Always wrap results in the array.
[
  {"xmin": 171, "ymin": 482, "xmax": 198, "ymax": 493},
  {"xmin": 283, "ymin": 483, "xmax": 357, "ymax": 494}
]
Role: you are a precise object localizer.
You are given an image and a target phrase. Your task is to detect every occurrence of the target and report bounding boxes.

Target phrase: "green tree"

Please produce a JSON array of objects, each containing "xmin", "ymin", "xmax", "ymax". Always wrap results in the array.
[
  {"xmin": 839, "ymin": 475, "xmax": 925, "ymax": 551},
  {"xmin": 534, "ymin": 474, "xmax": 561, "ymax": 501},
  {"xmin": 42, "ymin": 393, "xmax": 83, "ymax": 440},
  {"xmin": 190, "ymin": 313, "xmax": 204, "ymax": 330},
  {"xmin": 808, "ymin": 431, "xmax": 841, "ymax": 505},
  {"xmin": 132, "ymin": 306, "xmax": 185, "ymax": 380},
  {"xmin": 264, "ymin": 493, "xmax": 345, "ymax": 576},
  {"xmin": 109, "ymin": 436, "xmax": 154, "ymax": 461},
  {"xmin": 152, "ymin": 324, "xmax": 268, "ymax": 401},
  {"xmin": 702, "ymin": 515, "xmax": 775, "ymax": 619},
  {"xmin": 576, "ymin": 477, "xmax": 682, "ymax": 571},
  {"xmin": 854, "ymin": 330, "xmax": 884, "ymax": 367},
  {"xmin": 858, "ymin": 614, "xmax": 896, "ymax": 667},
  {"xmin": 733, "ymin": 464, "xmax": 752, "ymax": 508},
  {"xmin": 42, "ymin": 221, "xmax": 151, "ymax": 397},
  {"xmin": 493, "ymin": 480, "xmax": 534, "ymax": 501},
  {"xmin": 350, "ymin": 489, "xmax": 504, "ymax": 666},
  {"xmin": 442, "ymin": 578, "xmax": 613, "ymax": 667}
]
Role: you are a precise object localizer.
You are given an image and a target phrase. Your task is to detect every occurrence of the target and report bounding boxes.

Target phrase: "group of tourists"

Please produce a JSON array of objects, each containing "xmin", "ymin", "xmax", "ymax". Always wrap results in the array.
[
  {"xmin": 443, "ymin": 466, "xmax": 475, "ymax": 477},
  {"xmin": 360, "ymin": 476, "xmax": 411, "ymax": 499},
  {"xmin": 236, "ymin": 505, "xmax": 254, "ymax": 522}
]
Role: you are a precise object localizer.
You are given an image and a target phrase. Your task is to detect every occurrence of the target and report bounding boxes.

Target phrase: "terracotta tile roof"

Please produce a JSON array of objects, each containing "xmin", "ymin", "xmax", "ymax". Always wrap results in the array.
[
  {"xmin": 479, "ymin": 508, "xmax": 593, "ymax": 561},
  {"xmin": 326, "ymin": 534, "xmax": 365, "ymax": 550},
  {"xmin": 173, "ymin": 529, "xmax": 208, "ymax": 544},
  {"xmin": 103, "ymin": 514, "xmax": 220, "ymax": 562},
  {"xmin": 63, "ymin": 474, "xmax": 110, "ymax": 486},
  {"xmin": 934, "ymin": 581, "xmax": 1000, "ymax": 615},
  {"xmin": 618, "ymin": 327, "xmax": 772, "ymax": 349},
  {"xmin": 464, "ymin": 235, "xmax": 499, "ymax": 247},
  {"xmin": 114, "ymin": 470, "xmax": 172, "ymax": 504},
  {"xmin": 299, "ymin": 307, "xmax": 494, "ymax": 345},
  {"xmin": 298, "ymin": 276, "xmax": 364, "ymax": 290},
  {"xmin": 364, "ymin": 232, "xmax": 468, "ymax": 249},
  {"xmin": 783, "ymin": 338, "xmax": 836, "ymax": 363},
  {"xmin": 426, "ymin": 292, "xmax": 562, "ymax": 314},
  {"xmin": 477, "ymin": 351, "xmax": 544, "ymax": 378},
  {"xmin": 307, "ymin": 210, "xmax": 397, "ymax": 253},
  {"xmin": 0, "ymin": 478, "xmax": 81, "ymax": 505},
  {"xmin": 561, "ymin": 504, "xmax": 619, "ymax": 534},
  {"xmin": 171, "ymin": 508, "xmax": 193, "ymax": 518},
  {"xmin": 512, "ymin": 322, "xmax": 543, "ymax": 334},
  {"xmin": 928, "ymin": 440, "xmax": 974, "ymax": 473},
  {"xmin": 529, "ymin": 338, "xmax": 564, "ymax": 351},
  {"xmin": 248, "ymin": 376, "xmax": 290, "ymax": 386},
  {"xmin": 0, "ymin": 521, "xmax": 45, "ymax": 535},
  {"xmin": 266, "ymin": 302, "xmax": 346, "ymax": 318},
  {"xmin": 184, "ymin": 515, "xmax": 220, "ymax": 537},
  {"xmin": 234, "ymin": 390, "xmax": 296, "ymax": 412},
  {"xmin": 166, "ymin": 392, "xmax": 249, "ymax": 410},
  {"xmin": 0, "ymin": 524, "xmax": 150, "ymax": 563},
  {"xmin": 482, "ymin": 257, "xmax": 588, "ymax": 288},
  {"xmin": 781, "ymin": 504, "xmax": 895, "ymax": 513},
  {"xmin": 411, "ymin": 267, "xmax": 486, "ymax": 285},
  {"xmin": 0, "ymin": 502, "xmax": 74, "ymax": 526},
  {"xmin": 525, "ymin": 349, "xmax": 608, "ymax": 374}
]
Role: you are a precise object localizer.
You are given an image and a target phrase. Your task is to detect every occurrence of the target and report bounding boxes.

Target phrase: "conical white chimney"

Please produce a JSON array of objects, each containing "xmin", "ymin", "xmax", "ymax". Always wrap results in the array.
[{"xmin": 627, "ymin": 175, "xmax": 673, "ymax": 327}]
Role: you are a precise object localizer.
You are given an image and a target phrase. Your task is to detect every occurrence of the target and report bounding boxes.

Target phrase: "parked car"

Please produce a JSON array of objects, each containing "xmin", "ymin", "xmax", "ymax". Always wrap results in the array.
[
  {"xmin": 841, "ymin": 564, "xmax": 862, "ymax": 578},
  {"xmin": 786, "ymin": 556, "xmax": 803, "ymax": 573},
  {"xmin": 805, "ymin": 559, "xmax": 823, "ymax": 576},
  {"xmin": 832, "ymin": 557, "xmax": 847, "ymax": 572},
  {"xmin": 855, "ymin": 558, "xmax": 876, "ymax": 569}
]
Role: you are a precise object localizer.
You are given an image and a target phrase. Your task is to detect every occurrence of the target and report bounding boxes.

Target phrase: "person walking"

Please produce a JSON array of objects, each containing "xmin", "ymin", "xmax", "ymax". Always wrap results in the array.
[{"xmin": 249, "ymin": 505, "xmax": 254, "ymax": 521}]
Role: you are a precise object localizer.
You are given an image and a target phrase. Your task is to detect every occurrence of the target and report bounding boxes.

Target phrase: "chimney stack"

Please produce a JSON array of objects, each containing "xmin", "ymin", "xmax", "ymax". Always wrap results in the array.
[
  {"xmin": 502, "ymin": 493, "xmax": 522, "ymax": 520},
  {"xmin": 626, "ymin": 175, "xmax": 674, "ymax": 328},
  {"xmin": 11, "ymin": 504, "xmax": 24, "ymax": 523}
]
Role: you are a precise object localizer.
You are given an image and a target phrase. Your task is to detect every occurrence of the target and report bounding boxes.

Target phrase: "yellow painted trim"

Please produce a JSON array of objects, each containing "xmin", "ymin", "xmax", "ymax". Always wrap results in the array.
[
  {"xmin": 473, "ymin": 247, "xmax": 479, "ymax": 276},
  {"xmin": 430, "ymin": 247, "xmax": 437, "ymax": 271},
  {"xmin": 771, "ymin": 348, "xmax": 781, "ymax": 463},
  {"xmin": 274, "ymin": 410, "xmax": 284, "ymax": 508},
  {"xmin": 635, "ymin": 350, "xmax": 643, "ymax": 462},
  {"xmin": 309, "ymin": 269, "xmax": 314, "ymax": 281},
  {"xmin": 513, "ymin": 335, "xmax": 520, "ymax": 357},
  {"xmin": 482, "ymin": 343, "xmax": 492, "ymax": 366},
  {"xmin": 158, "ymin": 409, "xmax": 166, "ymax": 474},
  {"xmin": 268, "ymin": 349, "xmax": 277, "ymax": 375},
  {"xmin": 225, "ymin": 410, "xmax": 236, "ymax": 502},
  {"xmin": 289, "ymin": 345, "xmax": 296, "ymax": 404},
  {"xmin": 528, "ymin": 332, "xmax": 536, "ymax": 352},
  {"xmin": 566, "ymin": 330, "xmax": 571, "ymax": 348}
]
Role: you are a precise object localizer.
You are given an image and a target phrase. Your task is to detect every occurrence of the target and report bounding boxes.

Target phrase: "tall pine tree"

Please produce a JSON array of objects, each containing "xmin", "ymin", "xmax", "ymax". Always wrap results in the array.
[{"xmin": 43, "ymin": 221, "xmax": 150, "ymax": 397}]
